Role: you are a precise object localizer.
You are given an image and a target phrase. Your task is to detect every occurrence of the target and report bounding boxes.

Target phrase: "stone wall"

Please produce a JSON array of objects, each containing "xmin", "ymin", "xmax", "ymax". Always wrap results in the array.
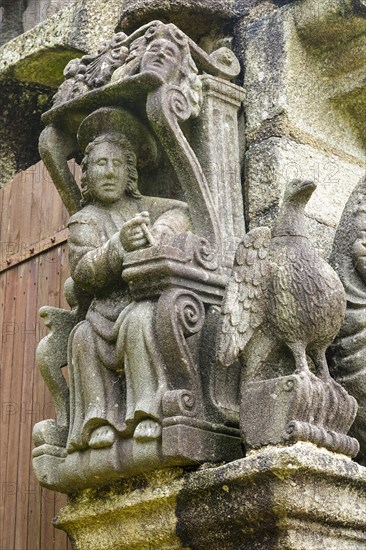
[
  {"xmin": 0, "ymin": 0, "xmax": 123, "ymax": 188},
  {"xmin": 1, "ymin": 0, "xmax": 365, "ymax": 255},
  {"xmin": 233, "ymin": 0, "xmax": 366, "ymax": 257},
  {"xmin": 0, "ymin": 0, "xmax": 75, "ymax": 46},
  {"xmin": 2, "ymin": 1, "xmax": 366, "ymax": 548}
]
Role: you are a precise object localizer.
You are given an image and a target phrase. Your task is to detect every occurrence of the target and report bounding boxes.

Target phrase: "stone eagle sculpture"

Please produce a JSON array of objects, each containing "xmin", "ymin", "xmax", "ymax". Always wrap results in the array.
[{"xmin": 217, "ymin": 179, "xmax": 347, "ymax": 382}]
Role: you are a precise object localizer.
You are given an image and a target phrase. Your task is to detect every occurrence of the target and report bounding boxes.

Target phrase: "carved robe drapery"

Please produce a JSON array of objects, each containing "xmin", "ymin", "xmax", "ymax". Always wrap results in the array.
[
  {"xmin": 32, "ymin": 21, "xmax": 245, "ymax": 491},
  {"xmin": 67, "ymin": 196, "xmax": 191, "ymax": 450}
]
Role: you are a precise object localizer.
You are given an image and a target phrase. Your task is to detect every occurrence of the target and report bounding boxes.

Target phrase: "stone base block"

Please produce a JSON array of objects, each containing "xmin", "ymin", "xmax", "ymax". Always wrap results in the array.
[
  {"xmin": 33, "ymin": 422, "xmax": 242, "ymax": 493},
  {"xmin": 55, "ymin": 442, "xmax": 366, "ymax": 549}
]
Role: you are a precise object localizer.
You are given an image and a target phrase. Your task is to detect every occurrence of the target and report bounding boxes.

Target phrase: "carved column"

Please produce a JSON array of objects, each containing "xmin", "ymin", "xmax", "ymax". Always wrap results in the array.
[{"xmin": 192, "ymin": 75, "xmax": 245, "ymax": 270}]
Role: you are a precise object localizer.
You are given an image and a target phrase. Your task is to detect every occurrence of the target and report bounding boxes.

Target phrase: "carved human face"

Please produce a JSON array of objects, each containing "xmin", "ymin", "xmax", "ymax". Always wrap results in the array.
[
  {"xmin": 140, "ymin": 38, "xmax": 181, "ymax": 82},
  {"xmin": 85, "ymin": 142, "xmax": 128, "ymax": 204},
  {"xmin": 353, "ymin": 209, "xmax": 366, "ymax": 281}
]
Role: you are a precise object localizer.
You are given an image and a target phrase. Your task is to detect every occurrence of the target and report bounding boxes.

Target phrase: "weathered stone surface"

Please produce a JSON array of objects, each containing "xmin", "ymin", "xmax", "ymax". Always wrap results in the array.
[
  {"xmin": 330, "ymin": 176, "xmax": 366, "ymax": 462},
  {"xmin": 32, "ymin": 21, "xmax": 245, "ymax": 493},
  {"xmin": 0, "ymin": 0, "xmax": 123, "ymax": 84},
  {"xmin": 293, "ymin": 0, "xmax": 366, "ymax": 47},
  {"xmin": 119, "ymin": 0, "xmax": 240, "ymax": 39},
  {"xmin": 0, "ymin": 0, "xmax": 26, "ymax": 46},
  {"xmin": 54, "ymin": 443, "xmax": 366, "ymax": 550},
  {"xmin": 19, "ymin": 2, "xmax": 366, "ymax": 546},
  {"xmin": 216, "ymin": 177, "xmax": 358, "ymax": 456},
  {"xmin": 237, "ymin": 4, "xmax": 366, "ymax": 160},
  {"xmin": 0, "ymin": 0, "xmax": 123, "ymax": 185},
  {"xmin": 0, "ymin": 0, "xmax": 77, "ymax": 46},
  {"xmin": 23, "ymin": 0, "xmax": 75, "ymax": 33},
  {"xmin": 245, "ymin": 137, "xmax": 364, "ymax": 257},
  {"xmin": 0, "ymin": 78, "xmax": 54, "ymax": 186}
]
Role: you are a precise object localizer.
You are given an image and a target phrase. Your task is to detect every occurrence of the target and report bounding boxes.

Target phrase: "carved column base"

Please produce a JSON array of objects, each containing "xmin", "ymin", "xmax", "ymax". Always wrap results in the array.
[{"xmin": 54, "ymin": 443, "xmax": 366, "ymax": 550}]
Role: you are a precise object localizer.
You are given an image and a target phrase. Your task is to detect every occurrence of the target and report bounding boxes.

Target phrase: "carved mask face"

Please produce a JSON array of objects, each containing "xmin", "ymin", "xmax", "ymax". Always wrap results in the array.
[
  {"xmin": 352, "ymin": 208, "xmax": 366, "ymax": 281},
  {"xmin": 140, "ymin": 38, "xmax": 181, "ymax": 82},
  {"xmin": 85, "ymin": 142, "xmax": 129, "ymax": 204}
]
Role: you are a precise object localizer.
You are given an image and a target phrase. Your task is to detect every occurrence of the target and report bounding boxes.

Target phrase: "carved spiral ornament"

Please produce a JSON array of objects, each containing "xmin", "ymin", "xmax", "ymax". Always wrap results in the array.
[
  {"xmin": 179, "ymin": 390, "xmax": 195, "ymax": 410},
  {"xmin": 176, "ymin": 292, "xmax": 205, "ymax": 338},
  {"xmin": 194, "ymin": 237, "xmax": 219, "ymax": 270},
  {"xmin": 144, "ymin": 21, "xmax": 187, "ymax": 47},
  {"xmin": 156, "ymin": 289, "xmax": 205, "ymax": 418},
  {"xmin": 162, "ymin": 389, "xmax": 197, "ymax": 417},
  {"xmin": 285, "ymin": 420, "xmax": 359, "ymax": 457},
  {"xmin": 144, "ymin": 22, "xmax": 159, "ymax": 40},
  {"xmin": 166, "ymin": 86, "xmax": 192, "ymax": 122}
]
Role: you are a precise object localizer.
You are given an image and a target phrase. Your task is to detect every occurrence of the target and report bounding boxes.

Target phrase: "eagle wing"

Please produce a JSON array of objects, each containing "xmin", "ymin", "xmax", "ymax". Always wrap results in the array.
[{"xmin": 216, "ymin": 226, "xmax": 272, "ymax": 366}]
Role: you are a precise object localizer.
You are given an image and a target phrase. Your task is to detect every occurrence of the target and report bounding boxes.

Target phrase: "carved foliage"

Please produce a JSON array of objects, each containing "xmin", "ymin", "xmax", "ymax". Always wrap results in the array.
[
  {"xmin": 52, "ymin": 20, "xmax": 240, "ymax": 108},
  {"xmin": 53, "ymin": 32, "xmax": 130, "ymax": 106}
]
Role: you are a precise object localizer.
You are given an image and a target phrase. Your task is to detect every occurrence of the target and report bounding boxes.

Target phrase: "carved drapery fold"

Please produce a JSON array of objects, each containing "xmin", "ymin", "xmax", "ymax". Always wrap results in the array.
[{"xmin": 32, "ymin": 21, "xmax": 245, "ymax": 492}]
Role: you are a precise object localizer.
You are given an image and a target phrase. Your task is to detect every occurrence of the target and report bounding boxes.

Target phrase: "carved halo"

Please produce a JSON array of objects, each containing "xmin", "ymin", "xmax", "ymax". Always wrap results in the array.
[{"xmin": 77, "ymin": 107, "xmax": 158, "ymax": 170}]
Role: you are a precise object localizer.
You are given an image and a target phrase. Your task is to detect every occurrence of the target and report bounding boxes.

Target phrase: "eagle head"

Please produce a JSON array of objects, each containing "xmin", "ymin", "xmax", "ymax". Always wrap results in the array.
[{"xmin": 284, "ymin": 179, "xmax": 317, "ymax": 205}]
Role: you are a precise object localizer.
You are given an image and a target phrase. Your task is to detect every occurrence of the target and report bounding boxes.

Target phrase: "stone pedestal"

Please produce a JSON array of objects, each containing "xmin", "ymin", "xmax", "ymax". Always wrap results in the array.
[{"xmin": 55, "ymin": 443, "xmax": 366, "ymax": 549}]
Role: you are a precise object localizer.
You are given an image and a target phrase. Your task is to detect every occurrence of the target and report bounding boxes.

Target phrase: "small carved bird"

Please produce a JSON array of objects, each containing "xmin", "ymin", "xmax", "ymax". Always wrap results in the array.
[{"xmin": 217, "ymin": 179, "xmax": 347, "ymax": 382}]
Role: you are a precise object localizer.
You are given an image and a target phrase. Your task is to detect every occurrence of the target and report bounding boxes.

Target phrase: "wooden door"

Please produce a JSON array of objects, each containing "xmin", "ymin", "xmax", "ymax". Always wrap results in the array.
[{"xmin": 0, "ymin": 161, "xmax": 78, "ymax": 549}]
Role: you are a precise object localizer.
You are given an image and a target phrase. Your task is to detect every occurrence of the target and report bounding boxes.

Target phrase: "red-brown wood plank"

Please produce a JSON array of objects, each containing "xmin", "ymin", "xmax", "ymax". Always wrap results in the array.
[
  {"xmin": 1, "ymin": 267, "xmax": 20, "ymax": 549},
  {"xmin": 0, "ymin": 268, "xmax": 12, "ymax": 548},
  {"xmin": 27, "ymin": 252, "xmax": 48, "ymax": 550},
  {"xmin": 14, "ymin": 257, "xmax": 40, "ymax": 550},
  {"xmin": 12, "ymin": 167, "xmax": 35, "ymax": 550},
  {"xmin": 25, "ymin": 163, "xmax": 44, "ymax": 550},
  {"xmin": 0, "ymin": 180, "xmax": 12, "ymax": 259},
  {"xmin": 1, "ymin": 163, "xmax": 72, "ymax": 549},
  {"xmin": 2, "ymin": 261, "xmax": 25, "ymax": 550}
]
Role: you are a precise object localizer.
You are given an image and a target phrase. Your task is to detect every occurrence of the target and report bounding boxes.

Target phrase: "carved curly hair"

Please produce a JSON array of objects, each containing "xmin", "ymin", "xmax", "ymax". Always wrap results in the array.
[{"xmin": 80, "ymin": 133, "xmax": 142, "ymax": 205}]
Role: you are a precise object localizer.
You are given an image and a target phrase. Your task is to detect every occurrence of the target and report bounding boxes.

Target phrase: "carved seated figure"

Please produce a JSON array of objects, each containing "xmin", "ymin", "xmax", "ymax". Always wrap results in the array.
[
  {"xmin": 32, "ymin": 21, "xmax": 247, "ymax": 490},
  {"xmin": 62, "ymin": 132, "xmax": 191, "ymax": 451}
]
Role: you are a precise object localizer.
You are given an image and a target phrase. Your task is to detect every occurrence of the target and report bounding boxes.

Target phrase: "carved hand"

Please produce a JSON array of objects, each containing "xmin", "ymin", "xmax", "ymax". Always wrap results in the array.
[{"xmin": 120, "ymin": 211, "xmax": 155, "ymax": 251}]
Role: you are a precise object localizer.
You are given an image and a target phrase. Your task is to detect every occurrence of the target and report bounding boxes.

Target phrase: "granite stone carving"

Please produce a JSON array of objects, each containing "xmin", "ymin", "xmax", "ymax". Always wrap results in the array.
[
  {"xmin": 32, "ymin": 21, "xmax": 245, "ymax": 492},
  {"xmin": 217, "ymin": 179, "xmax": 359, "ymax": 457},
  {"xmin": 330, "ymin": 176, "xmax": 366, "ymax": 460},
  {"xmin": 32, "ymin": 20, "xmax": 360, "ymax": 495}
]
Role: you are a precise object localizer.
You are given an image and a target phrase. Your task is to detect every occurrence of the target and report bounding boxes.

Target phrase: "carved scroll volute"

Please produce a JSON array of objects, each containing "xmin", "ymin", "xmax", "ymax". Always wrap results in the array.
[
  {"xmin": 156, "ymin": 289, "xmax": 205, "ymax": 418},
  {"xmin": 146, "ymin": 84, "xmax": 221, "ymax": 254}
]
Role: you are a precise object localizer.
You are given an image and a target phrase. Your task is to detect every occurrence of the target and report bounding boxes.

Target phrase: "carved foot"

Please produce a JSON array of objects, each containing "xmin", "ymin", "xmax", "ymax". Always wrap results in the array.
[
  {"xmin": 134, "ymin": 419, "xmax": 162, "ymax": 441},
  {"xmin": 88, "ymin": 426, "xmax": 116, "ymax": 449},
  {"xmin": 33, "ymin": 419, "xmax": 68, "ymax": 448}
]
